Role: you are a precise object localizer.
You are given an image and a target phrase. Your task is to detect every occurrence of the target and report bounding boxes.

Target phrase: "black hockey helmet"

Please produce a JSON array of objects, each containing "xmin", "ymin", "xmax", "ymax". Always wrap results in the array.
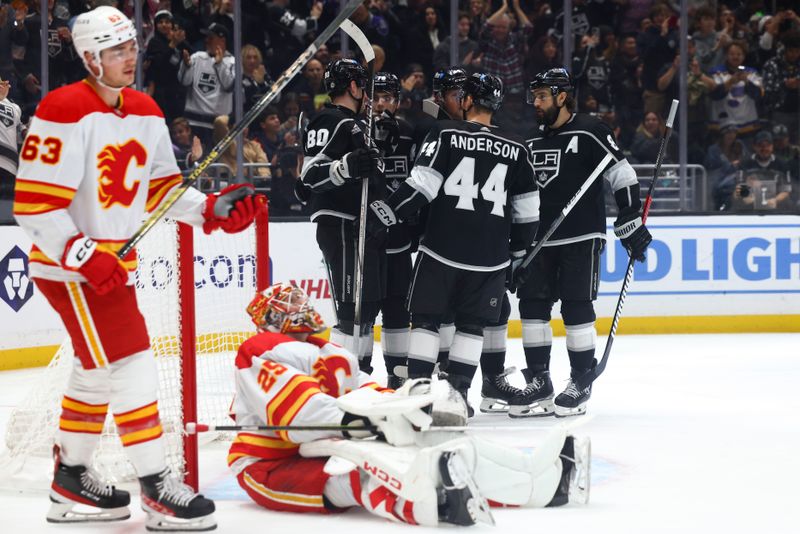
[
  {"xmin": 432, "ymin": 67, "xmax": 467, "ymax": 97},
  {"xmin": 373, "ymin": 72, "xmax": 400, "ymax": 99},
  {"xmin": 324, "ymin": 58, "xmax": 369, "ymax": 96},
  {"xmin": 527, "ymin": 67, "xmax": 574, "ymax": 103},
  {"xmin": 461, "ymin": 72, "xmax": 504, "ymax": 112}
]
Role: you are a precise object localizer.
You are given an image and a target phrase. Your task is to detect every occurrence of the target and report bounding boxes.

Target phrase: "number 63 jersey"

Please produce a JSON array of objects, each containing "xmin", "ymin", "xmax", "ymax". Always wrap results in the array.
[{"xmin": 391, "ymin": 120, "xmax": 539, "ymax": 271}]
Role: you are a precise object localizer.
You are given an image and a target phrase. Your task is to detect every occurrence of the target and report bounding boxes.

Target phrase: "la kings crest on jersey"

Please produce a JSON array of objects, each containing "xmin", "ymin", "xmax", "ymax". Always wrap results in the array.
[
  {"xmin": 527, "ymin": 113, "xmax": 629, "ymax": 245},
  {"xmin": 197, "ymin": 72, "xmax": 218, "ymax": 94}
]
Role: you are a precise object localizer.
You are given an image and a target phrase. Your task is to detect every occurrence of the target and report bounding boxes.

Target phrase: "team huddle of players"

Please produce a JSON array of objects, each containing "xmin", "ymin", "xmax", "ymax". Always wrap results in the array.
[
  {"xmin": 12, "ymin": 5, "xmax": 652, "ymax": 531},
  {"xmin": 299, "ymin": 61, "xmax": 653, "ymax": 421}
]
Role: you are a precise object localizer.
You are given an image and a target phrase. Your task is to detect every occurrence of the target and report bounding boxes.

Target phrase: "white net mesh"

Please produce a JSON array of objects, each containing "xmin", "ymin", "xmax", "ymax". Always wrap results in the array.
[{"xmin": 1, "ymin": 218, "xmax": 264, "ymax": 487}]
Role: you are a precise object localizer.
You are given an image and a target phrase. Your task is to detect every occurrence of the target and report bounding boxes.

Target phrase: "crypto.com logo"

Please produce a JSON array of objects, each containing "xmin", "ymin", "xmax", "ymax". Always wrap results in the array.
[{"xmin": 0, "ymin": 246, "xmax": 34, "ymax": 312}]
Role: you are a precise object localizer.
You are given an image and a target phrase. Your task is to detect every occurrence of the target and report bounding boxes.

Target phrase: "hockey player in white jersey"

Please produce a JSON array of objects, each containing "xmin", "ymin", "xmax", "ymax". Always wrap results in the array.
[
  {"xmin": 230, "ymin": 282, "xmax": 591, "ymax": 527},
  {"xmin": 13, "ymin": 6, "xmax": 264, "ymax": 531}
]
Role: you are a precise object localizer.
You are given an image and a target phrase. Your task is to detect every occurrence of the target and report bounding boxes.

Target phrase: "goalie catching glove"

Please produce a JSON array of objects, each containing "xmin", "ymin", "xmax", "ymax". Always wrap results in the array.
[
  {"xmin": 614, "ymin": 207, "xmax": 652, "ymax": 262},
  {"xmin": 202, "ymin": 183, "xmax": 266, "ymax": 235},
  {"xmin": 61, "ymin": 234, "xmax": 129, "ymax": 295}
]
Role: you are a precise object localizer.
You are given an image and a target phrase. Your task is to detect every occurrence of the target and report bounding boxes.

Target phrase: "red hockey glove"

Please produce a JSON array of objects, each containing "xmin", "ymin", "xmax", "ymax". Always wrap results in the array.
[
  {"xmin": 202, "ymin": 183, "xmax": 265, "ymax": 234},
  {"xmin": 61, "ymin": 235, "xmax": 128, "ymax": 295}
]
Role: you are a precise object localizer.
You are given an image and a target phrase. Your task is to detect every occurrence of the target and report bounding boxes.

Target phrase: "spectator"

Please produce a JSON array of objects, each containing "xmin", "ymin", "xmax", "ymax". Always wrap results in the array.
[
  {"xmin": 771, "ymin": 123, "xmax": 800, "ymax": 177},
  {"xmin": 573, "ymin": 28, "xmax": 614, "ymax": 114},
  {"xmin": 693, "ymin": 5, "xmax": 730, "ymax": 73},
  {"xmin": 731, "ymin": 130, "xmax": 793, "ymax": 210},
  {"xmin": 708, "ymin": 40, "xmax": 763, "ymax": 139},
  {"xmin": 762, "ymin": 31, "xmax": 800, "ymax": 143},
  {"xmin": 617, "ymin": 0, "xmax": 655, "ymax": 35},
  {"xmin": 289, "ymin": 58, "xmax": 327, "ymax": 115},
  {"xmin": 144, "ymin": 10, "xmax": 185, "ymax": 123},
  {"xmin": 241, "ymin": 44, "xmax": 273, "ymax": 116},
  {"xmin": 707, "ymin": 123, "xmax": 749, "ymax": 209},
  {"xmin": 170, "ymin": 117, "xmax": 204, "ymax": 171},
  {"xmin": 630, "ymin": 111, "xmax": 665, "ymax": 164},
  {"xmin": 0, "ymin": 76, "xmax": 22, "ymax": 222},
  {"xmin": 0, "ymin": 3, "xmax": 27, "ymax": 105},
  {"xmin": 408, "ymin": 5, "xmax": 447, "ymax": 80},
  {"xmin": 478, "ymin": 0, "xmax": 533, "ymax": 97},
  {"xmin": 212, "ymin": 115, "xmax": 270, "ymax": 181},
  {"xmin": 178, "ymin": 22, "xmax": 235, "ymax": 148},
  {"xmin": 263, "ymin": 0, "xmax": 323, "ymax": 74},
  {"xmin": 397, "ymin": 63, "xmax": 427, "ymax": 118},
  {"xmin": 637, "ymin": 4, "xmax": 679, "ymax": 115},
  {"xmin": 433, "ymin": 11, "xmax": 480, "ymax": 71},
  {"xmin": 268, "ymin": 130, "xmax": 305, "ymax": 217},
  {"xmin": 278, "ymin": 92, "xmax": 301, "ymax": 136},
  {"xmin": 252, "ymin": 106, "xmax": 282, "ymax": 163},
  {"xmin": 372, "ymin": 44, "xmax": 386, "ymax": 71},
  {"xmin": 611, "ymin": 33, "xmax": 644, "ymax": 147},
  {"xmin": 525, "ymin": 35, "xmax": 561, "ymax": 82},
  {"xmin": 756, "ymin": 10, "xmax": 800, "ymax": 64},
  {"xmin": 467, "ymin": 0, "xmax": 489, "ymax": 41}
]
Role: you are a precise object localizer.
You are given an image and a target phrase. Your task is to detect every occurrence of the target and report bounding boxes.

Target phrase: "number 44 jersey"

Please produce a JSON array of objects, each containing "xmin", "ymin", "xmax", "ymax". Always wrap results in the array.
[{"xmin": 389, "ymin": 120, "xmax": 540, "ymax": 271}]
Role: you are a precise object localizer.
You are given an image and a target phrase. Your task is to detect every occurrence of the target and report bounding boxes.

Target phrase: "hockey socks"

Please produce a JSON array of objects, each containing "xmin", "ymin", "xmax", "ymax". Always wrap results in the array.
[{"xmin": 522, "ymin": 319, "xmax": 552, "ymax": 371}]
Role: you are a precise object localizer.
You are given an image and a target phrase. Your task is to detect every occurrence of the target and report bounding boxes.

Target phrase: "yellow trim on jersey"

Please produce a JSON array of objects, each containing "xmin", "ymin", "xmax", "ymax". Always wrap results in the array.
[
  {"xmin": 62, "ymin": 397, "xmax": 109, "ymax": 415},
  {"xmin": 114, "ymin": 403, "xmax": 159, "ymax": 425},
  {"xmin": 66, "ymin": 282, "xmax": 107, "ymax": 368},
  {"xmin": 14, "ymin": 179, "xmax": 77, "ymax": 199},
  {"xmin": 58, "ymin": 419, "xmax": 105, "ymax": 433},
  {"xmin": 233, "ymin": 433, "xmax": 298, "ymax": 449},
  {"xmin": 243, "ymin": 472, "xmax": 324, "ymax": 508},
  {"xmin": 267, "ymin": 376, "xmax": 318, "ymax": 419}
]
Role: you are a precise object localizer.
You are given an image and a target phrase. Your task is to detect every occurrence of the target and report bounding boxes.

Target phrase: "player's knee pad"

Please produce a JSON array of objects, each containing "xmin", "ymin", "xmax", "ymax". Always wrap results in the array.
[
  {"xmin": 561, "ymin": 300, "xmax": 596, "ymax": 325},
  {"xmin": 449, "ymin": 325, "xmax": 484, "ymax": 367},
  {"xmin": 521, "ymin": 319, "xmax": 552, "ymax": 348},
  {"xmin": 561, "ymin": 301, "xmax": 597, "ymax": 353},
  {"xmin": 381, "ymin": 327, "xmax": 409, "ymax": 359},
  {"xmin": 108, "ymin": 350, "xmax": 159, "ymax": 408},
  {"xmin": 482, "ymin": 323, "xmax": 507, "ymax": 354},
  {"xmin": 381, "ymin": 296, "xmax": 409, "ymax": 329},
  {"xmin": 64, "ymin": 358, "xmax": 111, "ymax": 404},
  {"xmin": 485, "ymin": 293, "xmax": 511, "ymax": 327},
  {"xmin": 519, "ymin": 299, "xmax": 553, "ymax": 321},
  {"xmin": 408, "ymin": 323, "xmax": 441, "ymax": 364},
  {"xmin": 453, "ymin": 319, "xmax": 484, "ymax": 338}
]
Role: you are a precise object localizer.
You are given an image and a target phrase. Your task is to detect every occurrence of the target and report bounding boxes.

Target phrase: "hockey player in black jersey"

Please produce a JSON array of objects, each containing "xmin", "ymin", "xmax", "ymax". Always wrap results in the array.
[
  {"xmin": 368, "ymin": 73, "xmax": 540, "ymax": 415},
  {"xmin": 371, "ymin": 72, "xmax": 416, "ymax": 389},
  {"xmin": 509, "ymin": 68, "xmax": 652, "ymax": 418},
  {"xmin": 300, "ymin": 59, "xmax": 383, "ymax": 372}
]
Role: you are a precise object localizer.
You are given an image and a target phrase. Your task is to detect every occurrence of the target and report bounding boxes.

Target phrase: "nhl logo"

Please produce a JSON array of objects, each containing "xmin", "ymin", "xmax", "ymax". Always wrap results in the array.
[{"xmin": 531, "ymin": 149, "xmax": 561, "ymax": 188}]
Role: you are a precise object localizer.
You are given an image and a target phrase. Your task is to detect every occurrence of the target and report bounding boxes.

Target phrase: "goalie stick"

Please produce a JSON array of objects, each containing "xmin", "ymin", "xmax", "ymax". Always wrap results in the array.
[
  {"xmin": 338, "ymin": 19, "xmax": 376, "ymax": 360},
  {"xmin": 575, "ymin": 99, "xmax": 679, "ymax": 390},
  {"xmin": 117, "ymin": 0, "xmax": 366, "ymax": 259}
]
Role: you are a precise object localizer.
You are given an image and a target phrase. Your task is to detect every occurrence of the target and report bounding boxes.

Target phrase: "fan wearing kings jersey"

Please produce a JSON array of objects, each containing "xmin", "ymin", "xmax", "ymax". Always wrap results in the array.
[
  {"xmin": 231, "ymin": 282, "xmax": 592, "ymax": 527},
  {"xmin": 368, "ymin": 73, "xmax": 540, "ymax": 416},
  {"xmin": 370, "ymin": 72, "xmax": 417, "ymax": 390},
  {"xmin": 12, "ymin": 6, "xmax": 264, "ymax": 531},
  {"xmin": 299, "ymin": 59, "xmax": 383, "ymax": 374},
  {"xmin": 507, "ymin": 68, "xmax": 652, "ymax": 419}
]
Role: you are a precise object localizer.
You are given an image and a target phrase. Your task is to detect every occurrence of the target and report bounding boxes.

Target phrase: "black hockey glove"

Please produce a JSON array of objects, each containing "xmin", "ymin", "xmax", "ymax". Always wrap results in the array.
[
  {"xmin": 294, "ymin": 180, "xmax": 311, "ymax": 205},
  {"xmin": 614, "ymin": 207, "xmax": 652, "ymax": 262},
  {"xmin": 373, "ymin": 111, "xmax": 399, "ymax": 156},
  {"xmin": 506, "ymin": 253, "xmax": 525, "ymax": 293},
  {"xmin": 332, "ymin": 148, "xmax": 381, "ymax": 183},
  {"xmin": 367, "ymin": 200, "xmax": 398, "ymax": 239}
]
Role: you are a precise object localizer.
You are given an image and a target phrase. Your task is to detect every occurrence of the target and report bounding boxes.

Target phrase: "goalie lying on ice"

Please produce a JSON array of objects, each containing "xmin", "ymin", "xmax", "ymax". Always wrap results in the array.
[{"xmin": 229, "ymin": 282, "xmax": 591, "ymax": 527}]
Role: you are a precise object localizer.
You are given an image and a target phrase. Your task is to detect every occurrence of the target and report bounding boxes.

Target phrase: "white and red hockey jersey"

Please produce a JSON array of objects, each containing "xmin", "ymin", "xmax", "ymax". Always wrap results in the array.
[
  {"xmin": 13, "ymin": 80, "xmax": 207, "ymax": 282},
  {"xmin": 228, "ymin": 332, "xmax": 389, "ymax": 474}
]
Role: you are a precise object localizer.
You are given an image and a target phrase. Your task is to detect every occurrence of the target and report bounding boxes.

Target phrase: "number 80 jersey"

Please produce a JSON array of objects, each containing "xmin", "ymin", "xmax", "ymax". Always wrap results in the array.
[{"xmin": 410, "ymin": 120, "xmax": 539, "ymax": 271}]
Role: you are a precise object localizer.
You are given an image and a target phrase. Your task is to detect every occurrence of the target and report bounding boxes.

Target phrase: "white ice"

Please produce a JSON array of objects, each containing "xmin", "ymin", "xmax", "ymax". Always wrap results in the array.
[{"xmin": 0, "ymin": 333, "xmax": 798, "ymax": 534}]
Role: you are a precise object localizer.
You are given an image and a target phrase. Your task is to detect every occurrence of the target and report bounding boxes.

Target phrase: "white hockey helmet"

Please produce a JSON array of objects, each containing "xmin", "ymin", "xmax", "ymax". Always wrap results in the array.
[{"xmin": 72, "ymin": 6, "xmax": 138, "ymax": 78}]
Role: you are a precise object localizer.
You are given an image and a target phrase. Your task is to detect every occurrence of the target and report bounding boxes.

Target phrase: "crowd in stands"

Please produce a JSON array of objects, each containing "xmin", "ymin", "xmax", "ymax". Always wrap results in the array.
[{"xmin": 1, "ymin": 0, "xmax": 799, "ymax": 218}]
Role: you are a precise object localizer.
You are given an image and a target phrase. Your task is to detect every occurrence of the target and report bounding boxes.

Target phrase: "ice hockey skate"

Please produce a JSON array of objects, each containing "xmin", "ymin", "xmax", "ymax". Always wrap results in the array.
[
  {"xmin": 445, "ymin": 374, "xmax": 475, "ymax": 418},
  {"xmin": 47, "ymin": 461, "xmax": 131, "ymax": 523},
  {"xmin": 140, "ymin": 468, "xmax": 216, "ymax": 531},
  {"xmin": 554, "ymin": 376, "xmax": 592, "ymax": 417},
  {"xmin": 548, "ymin": 435, "xmax": 592, "ymax": 506},
  {"xmin": 480, "ymin": 367, "xmax": 523, "ymax": 413},
  {"xmin": 438, "ymin": 450, "xmax": 495, "ymax": 526},
  {"xmin": 508, "ymin": 368, "xmax": 555, "ymax": 418}
]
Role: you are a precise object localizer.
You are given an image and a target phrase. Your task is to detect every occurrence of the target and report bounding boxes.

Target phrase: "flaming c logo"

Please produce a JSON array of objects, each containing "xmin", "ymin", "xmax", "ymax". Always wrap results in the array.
[
  {"xmin": 312, "ymin": 355, "xmax": 353, "ymax": 395},
  {"xmin": 96, "ymin": 139, "xmax": 147, "ymax": 209}
]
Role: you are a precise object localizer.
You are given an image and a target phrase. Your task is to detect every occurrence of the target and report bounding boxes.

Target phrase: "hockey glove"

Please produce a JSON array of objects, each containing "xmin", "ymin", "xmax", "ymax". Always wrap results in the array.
[
  {"xmin": 373, "ymin": 111, "xmax": 399, "ymax": 155},
  {"xmin": 61, "ymin": 235, "xmax": 128, "ymax": 295},
  {"xmin": 614, "ymin": 207, "xmax": 652, "ymax": 262},
  {"xmin": 506, "ymin": 252, "xmax": 525, "ymax": 293},
  {"xmin": 202, "ymin": 183, "xmax": 265, "ymax": 235},
  {"xmin": 294, "ymin": 180, "xmax": 312, "ymax": 205},
  {"xmin": 332, "ymin": 148, "xmax": 380, "ymax": 183},
  {"xmin": 367, "ymin": 200, "xmax": 397, "ymax": 239}
]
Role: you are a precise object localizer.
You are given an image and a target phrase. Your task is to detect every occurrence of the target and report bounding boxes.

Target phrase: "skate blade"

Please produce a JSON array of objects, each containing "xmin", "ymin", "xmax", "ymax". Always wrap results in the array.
[
  {"xmin": 508, "ymin": 400, "xmax": 555, "ymax": 419},
  {"xmin": 479, "ymin": 398, "xmax": 509, "ymax": 413},
  {"xmin": 554, "ymin": 404, "xmax": 588, "ymax": 418},
  {"xmin": 47, "ymin": 501, "xmax": 130, "ymax": 523},
  {"xmin": 143, "ymin": 504, "xmax": 217, "ymax": 532}
]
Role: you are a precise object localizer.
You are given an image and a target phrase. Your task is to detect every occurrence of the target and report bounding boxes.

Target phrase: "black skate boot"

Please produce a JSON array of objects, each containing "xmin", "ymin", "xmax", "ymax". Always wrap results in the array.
[
  {"xmin": 47, "ymin": 461, "xmax": 131, "ymax": 523},
  {"xmin": 445, "ymin": 373, "xmax": 474, "ymax": 418},
  {"xmin": 480, "ymin": 368, "xmax": 522, "ymax": 413},
  {"xmin": 140, "ymin": 468, "xmax": 216, "ymax": 532},
  {"xmin": 508, "ymin": 368, "xmax": 555, "ymax": 418},
  {"xmin": 437, "ymin": 450, "xmax": 494, "ymax": 526},
  {"xmin": 547, "ymin": 435, "xmax": 592, "ymax": 507},
  {"xmin": 554, "ymin": 374, "xmax": 592, "ymax": 417}
]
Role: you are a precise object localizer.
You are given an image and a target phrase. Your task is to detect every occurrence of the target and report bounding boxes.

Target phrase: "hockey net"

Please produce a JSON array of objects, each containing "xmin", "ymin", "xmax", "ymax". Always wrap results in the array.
[{"xmin": 0, "ymin": 211, "xmax": 269, "ymax": 489}]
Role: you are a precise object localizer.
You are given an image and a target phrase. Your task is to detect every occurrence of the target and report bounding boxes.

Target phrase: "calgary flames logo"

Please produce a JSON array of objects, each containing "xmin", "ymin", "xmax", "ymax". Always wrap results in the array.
[
  {"xmin": 312, "ymin": 355, "xmax": 353, "ymax": 395},
  {"xmin": 96, "ymin": 139, "xmax": 147, "ymax": 209}
]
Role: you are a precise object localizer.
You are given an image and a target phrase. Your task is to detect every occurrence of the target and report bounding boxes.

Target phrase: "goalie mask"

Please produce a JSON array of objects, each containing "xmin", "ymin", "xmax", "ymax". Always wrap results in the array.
[{"xmin": 247, "ymin": 282, "xmax": 325, "ymax": 334}]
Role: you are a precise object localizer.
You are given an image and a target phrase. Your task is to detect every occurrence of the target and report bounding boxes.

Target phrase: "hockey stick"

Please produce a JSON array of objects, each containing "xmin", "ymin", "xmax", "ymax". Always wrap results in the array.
[
  {"xmin": 339, "ymin": 20, "xmax": 376, "ymax": 360},
  {"xmin": 511, "ymin": 151, "xmax": 614, "ymax": 291},
  {"xmin": 116, "ymin": 0, "xmax": 365, "ymax": 259},
  {"xmin": 576, "ymin": 99, "xmax": 679, "ymax": 390}
]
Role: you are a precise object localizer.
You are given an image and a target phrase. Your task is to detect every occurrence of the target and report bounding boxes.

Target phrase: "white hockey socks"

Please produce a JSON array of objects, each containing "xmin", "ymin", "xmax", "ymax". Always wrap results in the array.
[
  {"xmin": 58, "ymin": 358, "xmax": 111, "ymax": 467},
  {"xmin": 108, "ymin": 350, "xmax": 166, "ymax": 477}
]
